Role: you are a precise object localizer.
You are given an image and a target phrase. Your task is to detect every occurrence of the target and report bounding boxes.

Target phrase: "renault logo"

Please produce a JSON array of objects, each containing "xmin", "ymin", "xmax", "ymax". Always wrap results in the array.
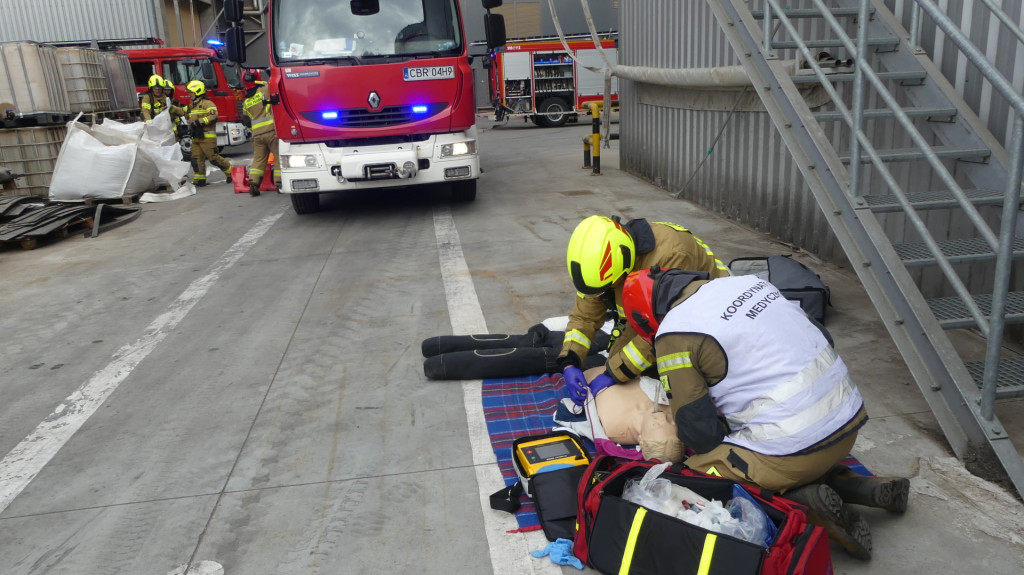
[{"xmin": 368, "ymin": 91, "xmax": 381, "ymax": 109}]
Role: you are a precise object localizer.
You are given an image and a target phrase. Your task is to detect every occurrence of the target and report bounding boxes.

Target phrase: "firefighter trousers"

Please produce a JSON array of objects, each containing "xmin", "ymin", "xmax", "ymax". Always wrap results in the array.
[
  {"xmin": 192, "ymin": 137, "xmax": 231, "ymax": 184},
  {"xmin": 249, "ymin": 131, "xmax": 281, "ymax": 188},
  {"xmin": 684, "ymin": 409, "xmax": 863, "ymax": 494}
]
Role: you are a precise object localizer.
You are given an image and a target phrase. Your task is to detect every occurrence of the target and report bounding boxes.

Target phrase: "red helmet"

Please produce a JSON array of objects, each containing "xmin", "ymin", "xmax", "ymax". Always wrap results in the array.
[
  {"xmin": 623, "ymin": 267, "xmax": 712, "ymax": 344},
  {"xmin": 623, "ymin": 268, "xmax": 660, "ymax": 344}
]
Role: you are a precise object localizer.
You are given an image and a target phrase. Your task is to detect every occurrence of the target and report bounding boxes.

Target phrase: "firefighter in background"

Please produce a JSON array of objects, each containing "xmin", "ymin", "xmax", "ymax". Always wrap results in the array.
[
  {"xmin": 557, "ymin": 216, "xmax": 730, "ymax": 406},
  {"xmin": 242, "ymin": 71, "xmax": 280, "ymax": 196},
  {"xmin": 140, "ymin": 74, "xmax": 167, "ymax": 122},
  {"xmin": 185, "ymin": 80, "xmax": 232, "ymax": 187},
  {"xmin": 163, "ymin": 78, "xmax": 186, "ymax": 137}
]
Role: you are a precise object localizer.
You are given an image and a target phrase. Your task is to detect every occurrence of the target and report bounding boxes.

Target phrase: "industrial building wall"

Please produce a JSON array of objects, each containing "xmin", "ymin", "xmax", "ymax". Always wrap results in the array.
[
  {"xmin": 0, "ymin": 0, "xmax": 163, "ymax": 43},
  {"xmin": 619, "ymin": 0, "xmax": 1023, "ymax": 270},
  {"xmin": 618, "ymin": 1, "xmax": 844, "ymax": 261}
]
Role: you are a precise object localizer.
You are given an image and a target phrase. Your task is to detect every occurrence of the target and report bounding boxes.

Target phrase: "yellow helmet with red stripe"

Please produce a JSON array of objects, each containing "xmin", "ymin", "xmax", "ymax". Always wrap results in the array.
[{"xmin": 566, "ymin": 215, "xmax": 635, "ymax": 295}]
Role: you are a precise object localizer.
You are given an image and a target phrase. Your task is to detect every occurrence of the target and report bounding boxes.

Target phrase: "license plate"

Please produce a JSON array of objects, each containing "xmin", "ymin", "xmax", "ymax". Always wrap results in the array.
[{"xmin": 403, "ymin": 66, "xmax": 455, "ymax": 81}]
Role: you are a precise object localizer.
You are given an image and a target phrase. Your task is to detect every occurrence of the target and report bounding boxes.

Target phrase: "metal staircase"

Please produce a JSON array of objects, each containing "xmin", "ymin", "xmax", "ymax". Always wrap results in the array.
[{"xmin": 706, "ymin": 0, "xmax": 1024, "ymax": 496}]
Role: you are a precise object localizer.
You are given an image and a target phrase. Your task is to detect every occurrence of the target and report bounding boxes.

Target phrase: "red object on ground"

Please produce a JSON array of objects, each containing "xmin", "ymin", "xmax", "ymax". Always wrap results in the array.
[
  {"xmin": 231, "ymin": 166, "xmax": 249, "ymax": 194},
  {"xmin": 259, "ymin": 163, "xmax": 277, "ymax": 191}
]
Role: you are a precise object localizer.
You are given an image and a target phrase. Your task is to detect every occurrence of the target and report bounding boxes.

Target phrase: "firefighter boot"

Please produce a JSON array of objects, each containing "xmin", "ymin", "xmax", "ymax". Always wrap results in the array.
[
  {"xmin": 785, "ymin": 483, "xmax": 872, "ymax": 560},
  {"xmin": 249, "ymin": 182, "xmax": 260, "ymax": 197},
  {"xmin": 825, "ymin": 465, "xmax": 910, "ymax": 513}
]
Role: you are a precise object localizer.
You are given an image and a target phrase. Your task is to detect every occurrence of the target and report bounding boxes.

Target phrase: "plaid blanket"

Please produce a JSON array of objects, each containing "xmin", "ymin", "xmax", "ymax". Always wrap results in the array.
[{"xmin": 481, "ymin": 373, "xmax": 872, "ymax": 530}]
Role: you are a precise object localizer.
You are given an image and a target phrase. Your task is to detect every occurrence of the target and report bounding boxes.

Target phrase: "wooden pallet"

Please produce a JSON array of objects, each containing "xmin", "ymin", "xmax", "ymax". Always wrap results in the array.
[
  {"xmin": 0, "ymin": 215, "xmax": 94, "ymax": 250},
  {"xmin": 79, "ymin": 191, "xmax": 144, "ymax": 206}
]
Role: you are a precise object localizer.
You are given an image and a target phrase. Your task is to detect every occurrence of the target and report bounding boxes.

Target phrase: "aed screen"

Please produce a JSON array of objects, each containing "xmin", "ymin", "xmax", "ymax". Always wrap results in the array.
[{"xmin": 534, "ymin": 442, "xmax": 573, "ymax": 460}]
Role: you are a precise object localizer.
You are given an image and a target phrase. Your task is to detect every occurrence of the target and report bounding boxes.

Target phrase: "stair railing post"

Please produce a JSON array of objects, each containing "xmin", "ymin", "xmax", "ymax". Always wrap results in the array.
[
  {"xmin": 848, "ymin": 0, "xmax": 873, "ymax": 197},
  {"xmin": 909, "ymin": 1, "xmax": 922, "ymax": 48},
  {"xmin": 763, "ymin": 1, "xmax": 775, "ymax": 58},
  {"xmin": 981, "ymin": 115, "xmax": 1024, "ymax": 421}
]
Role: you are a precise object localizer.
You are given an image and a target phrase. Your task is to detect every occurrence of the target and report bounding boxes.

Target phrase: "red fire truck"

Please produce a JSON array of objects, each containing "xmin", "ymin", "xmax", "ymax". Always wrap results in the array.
[
  {"xmin": 485, "ymin": 33, "xmax": 618, "ymax": 127},
  {"xmin": 222, "ymin": 0, "xmax": 486, "ymax": 214},
  {"xmin": 121, "ymin": 47, "xmax": 251, "ymax": 150}
]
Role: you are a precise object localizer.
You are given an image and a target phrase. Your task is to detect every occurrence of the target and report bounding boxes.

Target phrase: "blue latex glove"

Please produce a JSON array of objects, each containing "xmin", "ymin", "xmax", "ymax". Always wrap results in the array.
[
  {"xmin": 562, "ymin": 365, "xmax": 588, "ymax": 405},
  {"xmin": 588, "ymin": 372, "xmax": 616, "ymax": 397},
  {"xmin": 531, "ymin": 538, "xmax": 584, "ymax": 570}
]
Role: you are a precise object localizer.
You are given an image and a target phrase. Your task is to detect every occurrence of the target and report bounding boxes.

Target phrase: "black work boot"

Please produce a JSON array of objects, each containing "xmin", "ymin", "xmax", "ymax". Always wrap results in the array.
[
  {"xmin": 249, "ymin": 183, "xmax": 260, "ymax": 197},
  {"xmin": 825, "ymin": 465, "xmax": 910, "ymax": 513},
  {"xmin": 195, "ymin": 180, "xmax": 206, "ymax": 188},
  {"xmin": 786, "ymin": 483, "xmax": 872, "ymax": 560}
]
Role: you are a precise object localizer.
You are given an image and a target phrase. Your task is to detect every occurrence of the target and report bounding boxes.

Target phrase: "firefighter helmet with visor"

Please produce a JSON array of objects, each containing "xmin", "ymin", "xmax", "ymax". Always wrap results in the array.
[
  {"xmin": 566, "ymin": 215, "xmax": 635, "ymax": 295},
  {"xmin": 148, "ymin": 74, "xmax": 165, "ymax": 89},
  {"xmin": 186, "ymin": 80, "xmax": 206, "ymax": 97}
]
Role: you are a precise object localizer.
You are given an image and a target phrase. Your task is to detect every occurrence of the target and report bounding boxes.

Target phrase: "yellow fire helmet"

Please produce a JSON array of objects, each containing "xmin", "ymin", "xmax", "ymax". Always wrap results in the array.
[
  {"xmin": 162, "ymin": 78, "xmax": 174, "ymax": 91},
  {"xmin": 186, "ymin": 80, "xmax": 206, "ymax": 97},
  {"xmin": 566, "ymin": 215, "xmax": 635, "ymax": 295},
  {"xmin": 148, "ymin": 74, "xmax": 165, "ymax": 88}
]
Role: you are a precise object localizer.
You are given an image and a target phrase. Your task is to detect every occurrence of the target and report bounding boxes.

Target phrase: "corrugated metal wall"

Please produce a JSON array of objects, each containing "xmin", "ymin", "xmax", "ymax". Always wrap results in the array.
[
  {"xmin": 620, "ymin": 0, "xmax": 1021, "ymax": 272},
  {"xmin": 0, "ymin": 0, "xmax": 161, "ymax": 43}
]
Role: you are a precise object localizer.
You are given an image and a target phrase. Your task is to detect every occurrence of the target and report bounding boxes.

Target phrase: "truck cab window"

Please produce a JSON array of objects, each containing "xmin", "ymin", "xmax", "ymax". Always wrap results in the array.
[
  {"xmin": 163, "ymin": 60, "xmax": 219, "ymax": 89},
  {"xmin": 130, "ymin": 61, "xmax": 156, "ymax": 86},
  {"xmin": 273, "ymin": 0, "xmax": 462, "ymax": 62}
]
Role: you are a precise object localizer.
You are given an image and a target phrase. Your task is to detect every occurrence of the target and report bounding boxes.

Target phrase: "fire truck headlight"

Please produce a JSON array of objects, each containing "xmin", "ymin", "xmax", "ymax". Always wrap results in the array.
[
  {"xmin": 441, "ymin": 141, "xmax": 476, "ymax": 158},
  {"xmin": 282, "ymin": 154, "xmax": 321, "ymax": 169}
]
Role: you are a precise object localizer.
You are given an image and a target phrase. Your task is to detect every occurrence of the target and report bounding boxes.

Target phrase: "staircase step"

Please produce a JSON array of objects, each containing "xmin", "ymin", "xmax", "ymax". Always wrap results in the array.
[
  {"xmin": 751, "ymin": 7, "xmax": 874, "ymax": 19},
  {"xmin": 791, "ymin": 70, "xmax": 927, "ymax": 84},
  {"xmin": 966, "ymin": 357, "xmax": 1024, "ymax": 400},
  {"xmin": 771, "ymin": 36, "xmax": 900, "ymax": 50},
  {"xmin": 814, "ymin": 107, "xmax": 957, "ymax": 122},
  {"xmin": 927, "ymin": 291, "xmax": 1024, "ymax": 329},
  {"xmin": 840, "ymin": 146, "xmax": 990, "ymax": 163},
  {"xmin": 863, "ymin": 188, "xmax": 1005, "ymax": 213},
  {"xmin": 895, "ymin": 236, "xmax": 1024, "ymax": 267}
]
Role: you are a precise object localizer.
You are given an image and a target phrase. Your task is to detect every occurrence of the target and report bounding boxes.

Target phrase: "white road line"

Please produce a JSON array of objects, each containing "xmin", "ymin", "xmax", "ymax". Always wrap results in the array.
[
  {"xmin": 433, "ymin": 207, "xmax": 557, "ymax": 575},
  {"xmin": 0, "ymin": 209, "xmax": 287, "ymax": 514}
]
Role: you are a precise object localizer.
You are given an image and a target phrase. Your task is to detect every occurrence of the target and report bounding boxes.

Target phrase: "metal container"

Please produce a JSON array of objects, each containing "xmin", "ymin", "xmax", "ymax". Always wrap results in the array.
[
  {"xmin": 100, "ymin": 51, "xmax": 138, "ymax": 111},
  {"xmin": 0, "ymin": 126, "xmax": 67, "ymax": 197},
  {"xmin": 0, "ymin": 42, "xmax": 70, "ymax": 118},
  {"xmin": 57, "ymin": 47, "xmax": 111, "ymax": 113}
]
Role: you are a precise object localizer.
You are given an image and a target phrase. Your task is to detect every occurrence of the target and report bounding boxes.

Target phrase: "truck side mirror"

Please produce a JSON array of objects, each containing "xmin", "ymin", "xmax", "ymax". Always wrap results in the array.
[
  {"xmin": 484, "ymin": 13, "xmax": 506, "ymax": 51},
  {"xmin": 224, "ymin": 0, "xmax": 244, "ymax": 22},
  {"xmin": 226, "ymin": 26, "xmax": 246, "ymax": 63},
  {"xmin": 482, "ymin": 0, "xmax": 502, "ymax": 8}
]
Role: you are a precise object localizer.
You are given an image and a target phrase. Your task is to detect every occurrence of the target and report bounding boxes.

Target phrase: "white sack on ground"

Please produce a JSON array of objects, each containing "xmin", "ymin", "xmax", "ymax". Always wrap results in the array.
[{"xmin": 49, "ymin": 111, "xmax": 190, "ymax": 201}]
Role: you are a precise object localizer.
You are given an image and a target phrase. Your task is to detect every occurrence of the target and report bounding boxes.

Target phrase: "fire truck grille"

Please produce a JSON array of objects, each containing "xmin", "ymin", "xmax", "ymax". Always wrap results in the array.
[{"xmin": 302, "ymin": 103, "xmax": 447, "ymax": 128}]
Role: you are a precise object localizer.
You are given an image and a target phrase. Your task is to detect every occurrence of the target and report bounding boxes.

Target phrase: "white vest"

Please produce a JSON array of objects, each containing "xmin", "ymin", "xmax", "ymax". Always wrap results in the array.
[{"xmin": 657, "ymin": 276, "xmax": 863, "ymax": 456}]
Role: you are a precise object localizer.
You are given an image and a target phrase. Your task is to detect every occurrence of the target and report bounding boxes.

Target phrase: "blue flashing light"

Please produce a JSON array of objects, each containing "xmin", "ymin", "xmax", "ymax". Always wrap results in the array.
[
  {"xmin": 321, "ymin": 111, "xmax": 339, "ymax": 120},
  {"xmin": 412, "ymin": 105, "xmax": 429, "ymax": 114},
  {"xmin": 206, "ymin": 38, "xmax": 225, "ymax": 47}
]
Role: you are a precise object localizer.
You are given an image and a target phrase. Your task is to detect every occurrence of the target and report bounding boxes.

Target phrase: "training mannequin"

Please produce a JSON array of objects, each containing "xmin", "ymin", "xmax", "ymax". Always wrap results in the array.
[{"xmin": 555, "ymin": 367, "xmax": 685, "ymax": 463}]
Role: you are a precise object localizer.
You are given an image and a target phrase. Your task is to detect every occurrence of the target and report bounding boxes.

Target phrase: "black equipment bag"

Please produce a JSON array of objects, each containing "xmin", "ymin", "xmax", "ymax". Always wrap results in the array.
[
  {"xmin": 728, "ymin": 256, "xmax": 831, "ymax": 324},
  {"xmin": 531, "ymin": 464, "xmax": 588, "ymax": 542}
]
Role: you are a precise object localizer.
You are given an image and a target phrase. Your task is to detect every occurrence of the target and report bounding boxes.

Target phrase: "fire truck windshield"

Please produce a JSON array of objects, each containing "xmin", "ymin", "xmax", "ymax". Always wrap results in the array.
[{"xmin": 273, "ymin": 0, "xmax": 462, "ymax": 63}]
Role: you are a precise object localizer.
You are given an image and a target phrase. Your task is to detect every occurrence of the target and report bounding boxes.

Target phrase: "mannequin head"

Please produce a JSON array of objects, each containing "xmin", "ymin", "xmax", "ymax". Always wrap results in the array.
[{"xmin": 639, "ymin": 409, "xmax": 685, "ymax": 462}]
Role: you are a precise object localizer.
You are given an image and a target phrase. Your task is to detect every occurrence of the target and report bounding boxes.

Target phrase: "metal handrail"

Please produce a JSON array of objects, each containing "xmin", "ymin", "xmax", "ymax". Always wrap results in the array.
[
  {"xmin": 759, "ymin": 0, "xmax": 1024, "ymax": 420},
  {"xmin": 764, "ymin": 0, "xmax": 992, "ymax": 329}
]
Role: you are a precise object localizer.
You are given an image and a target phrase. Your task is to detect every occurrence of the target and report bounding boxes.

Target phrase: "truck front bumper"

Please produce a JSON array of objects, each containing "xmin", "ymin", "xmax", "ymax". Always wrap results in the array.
[{"xmin": 277, "ymin": 127, "xmax": 479, "ymax": 194}]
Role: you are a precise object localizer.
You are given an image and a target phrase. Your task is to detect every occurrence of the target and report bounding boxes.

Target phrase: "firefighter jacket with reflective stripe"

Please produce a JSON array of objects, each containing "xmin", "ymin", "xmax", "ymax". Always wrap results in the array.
[
  {"xmin": 244, "ymin": 85, "xmax": 275, "ymax": 136},
  {"xmin": 187, "ymin": 96, "xmax": 219, "ymax": 138},
  {"xmin": 657, "ymin": 275, "xmax": 865, "ymax": 456},
  {"xmin": 140, "ymin": 91, "xmax": 167, "ymax": 121},
  {"xmin": 560, "ymin": 219, "xmax": 730, "ymax": 383}
]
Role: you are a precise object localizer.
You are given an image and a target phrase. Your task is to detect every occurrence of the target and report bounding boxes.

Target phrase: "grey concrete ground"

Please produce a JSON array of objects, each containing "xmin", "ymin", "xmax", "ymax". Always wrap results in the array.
[{"xmin": 0, "ymin": 118, "xmax": 1022, "ymax": 575}]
